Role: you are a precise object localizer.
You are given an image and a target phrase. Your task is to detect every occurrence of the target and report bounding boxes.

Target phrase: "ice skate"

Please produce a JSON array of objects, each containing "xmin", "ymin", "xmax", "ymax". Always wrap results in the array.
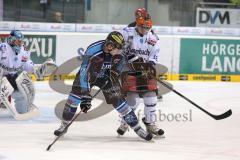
[
  {"xmin": 134, "ymin": 126, "xmax": 153, "ymax": 141},
  {"xmin": 54, "ymin": 121, "xmax": 68, "ymax": 136},
  {"xmin": 117, "ymin": 122, "xmax": 129, "ymax": 135},
  {"xmin": 142, "ymin": 117, "xmax": 164, "ymax": 136}
]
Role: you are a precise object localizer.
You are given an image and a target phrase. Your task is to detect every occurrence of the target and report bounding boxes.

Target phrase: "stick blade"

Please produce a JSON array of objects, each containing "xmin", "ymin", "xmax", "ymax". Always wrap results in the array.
[
  {"xmin": 213, "ymin": 109, "xmax": 232, "ymax": 120},
  {"xmin": 46, "ymin": 145, "xmax": 51, "ymax": 151}
]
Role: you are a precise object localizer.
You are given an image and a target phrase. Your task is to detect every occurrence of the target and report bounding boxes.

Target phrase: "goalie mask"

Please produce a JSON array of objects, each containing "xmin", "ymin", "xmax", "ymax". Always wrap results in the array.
[{"xmin": 7, "ymin": 30, "xmax": 24, "ymax": 54}]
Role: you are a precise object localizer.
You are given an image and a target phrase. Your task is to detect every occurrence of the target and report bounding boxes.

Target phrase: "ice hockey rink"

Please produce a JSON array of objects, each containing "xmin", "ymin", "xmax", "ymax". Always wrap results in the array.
[{"xmin": 0, "ymin": 81, "xmax": 239, "ymax": 160}]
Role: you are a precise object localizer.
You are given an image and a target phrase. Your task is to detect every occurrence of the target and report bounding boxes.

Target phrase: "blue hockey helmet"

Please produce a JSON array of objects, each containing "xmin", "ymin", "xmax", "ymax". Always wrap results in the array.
[{"xmin": 7, "ymin": 30, "xmax": 24, "ymax": 53}]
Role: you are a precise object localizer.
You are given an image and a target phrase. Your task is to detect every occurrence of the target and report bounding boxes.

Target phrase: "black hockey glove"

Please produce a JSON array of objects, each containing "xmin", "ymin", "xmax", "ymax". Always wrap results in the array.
[
  {"xmin": 141, "ymin": 62, "xmax": 157, "ymax": 79},
  {"xmin": 80, "ymin": 95, "xmax": 92, "ymax": 113},
  {"xmin": 127, "ymin": 54, "xmax": 144, "ymax": 71}
]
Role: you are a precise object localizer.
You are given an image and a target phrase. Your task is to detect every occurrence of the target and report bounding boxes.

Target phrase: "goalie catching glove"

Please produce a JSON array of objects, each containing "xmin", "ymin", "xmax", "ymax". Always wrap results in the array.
[{"xmin": 34, "ymin": 58, "xmax": 58, "ymax": 80}]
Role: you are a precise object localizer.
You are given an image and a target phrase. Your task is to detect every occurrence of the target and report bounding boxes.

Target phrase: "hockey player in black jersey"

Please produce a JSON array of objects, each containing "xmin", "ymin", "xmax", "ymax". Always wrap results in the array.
[{"xmin": 54, "ymin": 31, "xmax": 152, "ymax": 141}]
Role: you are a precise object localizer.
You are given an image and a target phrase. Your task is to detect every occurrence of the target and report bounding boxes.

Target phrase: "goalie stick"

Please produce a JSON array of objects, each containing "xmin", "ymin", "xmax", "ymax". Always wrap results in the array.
[
  {"xmin": 46, "ymin": 81, "xmax": 108, "ymax": 151},
  {"xmin": 157, "ymin": 79, "xmax": 232, "ymax": 120}
]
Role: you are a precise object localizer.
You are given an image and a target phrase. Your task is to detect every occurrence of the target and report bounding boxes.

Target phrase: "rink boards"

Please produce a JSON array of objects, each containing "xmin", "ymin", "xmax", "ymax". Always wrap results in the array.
[
  {"xmin": 29, "ymin": 73, "xmax": 240, "ymax": 82},
  {"xmin": 1, "ymin": 31, "xmax": 240, "ymax": 82}
]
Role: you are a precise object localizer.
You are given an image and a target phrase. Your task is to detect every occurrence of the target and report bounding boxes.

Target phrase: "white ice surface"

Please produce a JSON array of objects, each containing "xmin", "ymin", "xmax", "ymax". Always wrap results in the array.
[{"xmin": 0, "ymin": 81, "xmax": 239, "ymax": 160}]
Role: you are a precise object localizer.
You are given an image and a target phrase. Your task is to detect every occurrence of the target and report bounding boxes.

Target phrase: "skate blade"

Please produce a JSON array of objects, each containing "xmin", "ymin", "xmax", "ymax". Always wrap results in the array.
[
  {"xmin": 153, "ymin": 134, "xmax": 165, "ymax": 139},
  {"xmin": 117, "ymin": 134, "xmax": 123, "ymax": 138}
]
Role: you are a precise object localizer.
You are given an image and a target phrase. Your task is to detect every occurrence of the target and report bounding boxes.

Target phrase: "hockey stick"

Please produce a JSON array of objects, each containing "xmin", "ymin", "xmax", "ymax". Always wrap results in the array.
[
  {"xmin": 46, "ymin": 81, "xmax": 108, "ymax": 151},
  {"xmin": 157, "ymin": 79, "xmax": 232, "ymax": 120}
]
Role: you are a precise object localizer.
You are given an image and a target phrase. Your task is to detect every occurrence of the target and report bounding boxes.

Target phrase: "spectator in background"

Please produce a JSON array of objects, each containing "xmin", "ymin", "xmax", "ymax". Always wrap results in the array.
[{"xmin": 53, "ymin": 11, "xmax": 64, "ymax": 23}]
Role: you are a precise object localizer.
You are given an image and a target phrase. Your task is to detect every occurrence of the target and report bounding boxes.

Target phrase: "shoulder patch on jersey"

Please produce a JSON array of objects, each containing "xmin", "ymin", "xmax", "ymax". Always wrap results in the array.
[
  {"xmin": 85, "ymin": 40, "xmax": 104, "ymax": 57},
  {"xmin": 123, "ymin": 27, "xmax": 131, "ymax": 32},
  {"xmin": 21, "ymin": 55, "xmax": 28, "ymax": 62},
  {"xmin": 0, "ymin": 43, "xmax": 7, "ymax": 51},
  {"xmin": 147, "ymin": 38, "xmax": 157, "ymax": 46},
  {"xmin": 149, "ymin": 30, "xmax": 159, "ymax": 40}
]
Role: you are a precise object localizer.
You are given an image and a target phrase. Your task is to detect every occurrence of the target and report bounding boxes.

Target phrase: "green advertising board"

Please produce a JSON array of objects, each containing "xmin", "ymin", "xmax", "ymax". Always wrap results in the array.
[
  {"xmin": 180, "ymin": 38, "xmax": 240, "ymax": 75},
  {"xmin": 24, "ymin": 35, "xmax": 56, "ymax": 64}
]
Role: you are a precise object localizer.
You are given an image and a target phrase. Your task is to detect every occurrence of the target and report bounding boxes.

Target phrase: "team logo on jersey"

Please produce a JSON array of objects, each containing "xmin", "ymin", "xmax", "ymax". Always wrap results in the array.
[
  {"xmin": 130, "ymin": 48, "xmax": 150, "ymax": 56},
  {"xmin": 101, "ymin": 62, "xmax": 111, "ymax": 70},
  {"xmin": 14, "ymin": 57, "xmax": 18, "ymax": 61},
  {"xmin": 140, "ymin": 38, "xmax": 144, "ymax": 44},
  {"xmin": 147, "ymin": 38, "xmax": 157, "ymax": 46},
  {"xmin": 0, "ymin": 44, "xmax": 7, "ymax": 51}
]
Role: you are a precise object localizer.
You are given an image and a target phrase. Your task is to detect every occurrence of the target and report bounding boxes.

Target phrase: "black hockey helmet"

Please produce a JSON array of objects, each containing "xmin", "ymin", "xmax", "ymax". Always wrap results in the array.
[{"xmin": 105, "ymin": 31, "xmax": 125, "ymax": 49}]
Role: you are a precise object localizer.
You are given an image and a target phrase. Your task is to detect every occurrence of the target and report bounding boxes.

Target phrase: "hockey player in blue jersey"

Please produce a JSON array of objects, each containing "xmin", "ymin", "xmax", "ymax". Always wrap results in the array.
[{"xmin": 54, "ymin": 31, "xmax": 152, "ymax": 141}]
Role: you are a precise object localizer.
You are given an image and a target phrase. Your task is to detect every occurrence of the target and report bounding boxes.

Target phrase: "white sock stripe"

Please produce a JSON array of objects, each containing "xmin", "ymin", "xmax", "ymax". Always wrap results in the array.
[
  {"xmin": 116, "ymin": 101, "xmax": 127, "ymax": 110},
  {"xmin": 120, "ymin": 107, "xmax": 132, "ymax": 117}
]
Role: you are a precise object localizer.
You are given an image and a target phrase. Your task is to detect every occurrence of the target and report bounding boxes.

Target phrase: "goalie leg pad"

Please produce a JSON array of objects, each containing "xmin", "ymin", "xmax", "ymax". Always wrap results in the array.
[
  {"xmin": 1, "ymin": 91, "xmax": 39, "ymax": 120},
  {"xmin": 0, "ymin": 75, "xmax": 39, "ymax": 120},
  {"xmin": 0, "ymin": 77, "xmax": 14, "ymax": 98},
  {"xmin": 0, "ymin": 92, "xmax": 20, "ymax": 117},
  {"xmin": 16, "ymin": 71, "xmax": 35, "ymax": 106},
  {"xmin": 12, "ymin": 91, "xmax": 29, "ymax": 114}
]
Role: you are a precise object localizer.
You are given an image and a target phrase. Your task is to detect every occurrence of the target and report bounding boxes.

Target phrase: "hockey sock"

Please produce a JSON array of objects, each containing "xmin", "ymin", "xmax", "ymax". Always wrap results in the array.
[
  {"xmin": 115, "ymin": 101, "xmax": 139, "ymax": 128},
  {"xmin": 123, "ymin": 110, "xmax": 139, "ymax": 128},
  {"xmin": 143, "ymin": 92, "xmax": 157, "ymax": 124},
  {"xmin": 62, "ymin": 94, "xmax": 80, "ymax": 121}
]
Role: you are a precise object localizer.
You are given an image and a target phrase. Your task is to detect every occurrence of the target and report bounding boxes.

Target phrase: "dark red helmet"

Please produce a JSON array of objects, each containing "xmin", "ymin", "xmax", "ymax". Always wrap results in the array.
[
  {"xmin": 135, "ymin": 8, "xmax": 147, "ymax": 20},
  {"xmin": 136, "ymin": 13, "xmax": 153, "ymax": 30}
]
